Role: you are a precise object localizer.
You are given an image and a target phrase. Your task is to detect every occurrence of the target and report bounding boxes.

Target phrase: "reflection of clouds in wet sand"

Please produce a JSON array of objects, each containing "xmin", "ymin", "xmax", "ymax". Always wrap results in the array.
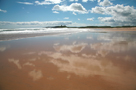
[
  {"xmin": 90, "ymin": 43, "xmax": 109, "ymax": 57},
  {"xmin": 0, "ymin": 46, "xmax": 6, "ymax": 52},
  {"xmin": 82, "ymin": 54, "xmax": 96, "ymax": 58},
  {"xmin": 8, "ymin": 59, "xmax": 22, "ymax": 69},
  {"xmin": 29, "ymin": 69, "xmax": 43, "ymax": 81},
  {"xmin": 53, "ymin": 43, "xmax": 88, "ymax": 53},
  {"xmin": 97, "ymin": 32, "xmax": 136, "ymax": 41},
  {"xmin": 29, "ymin": 58, "xmax": 36, "ymax": 61},
  {"xmin": 23, "ymin": 52, "xmax": 36, "ymax": 55},
  {"xmin": 38, "ymin": 51, "xmax": 49, "ymax": 56},
  {"xmin": 0, "ymin": 45, "xmax": 9, "ymax": 52},
  {"xmin": 67, "ymin": 75, "xmax": 71, "ymax": 80},
  {"xmin": 45, "ymin": 52, "xmax": 136, "ymax": 89},
  {"xmin": 124, "ymin": 55, "xmax": 134, "ymax": 61},
  {"xmin": 23, "ymin": 62, "xmax": 35, "ymax": 67},
  {"xmin": 117, "ymin": 55, "xmax": 135, "ymax": 62},
  {"xmin": 73, "ymin": 41, "xmax": 76, "ymax": 45},
  {"xmin": 46, "ymin": 52, "xmax": 117, "ymax": 77},
  {"xmin": 87, "ymin": 36, "xmax": 93, "ymax": 39},
  {"xmin": 47, "ymin": 76, "xmax": 54, "ymax": 80},
  {"xmin": 97, "ymin": 50, "xmax": 109, "ymax": 57},
  {"xmin": 97, "ymin": 32, "xmax": 136, "ymax": 51},
  {"xmin": 54, "ymin": 43, "xmax": 60, "ymax": 46},
  {"xmin": 90, "ymin": 40, "xmax": 136, "ymax": 56},
  {"xmin": 64, "ymin": 37, "xmax": 69, "ymax": 40},
  {"xmin": 97, "ymin": 34, "xmax": 112, "ymax": 41}
]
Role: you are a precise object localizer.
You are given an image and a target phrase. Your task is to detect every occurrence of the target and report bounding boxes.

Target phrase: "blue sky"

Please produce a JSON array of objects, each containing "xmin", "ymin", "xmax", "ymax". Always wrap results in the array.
[{"xmin": 0, "ymin": 0, "xmax": 136, "ymax": 28}]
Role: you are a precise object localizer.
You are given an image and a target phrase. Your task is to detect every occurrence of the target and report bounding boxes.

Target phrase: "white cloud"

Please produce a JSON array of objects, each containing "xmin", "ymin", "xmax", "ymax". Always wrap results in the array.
[
  {"xmin": 82, "ymin": 0, "xmax": 96, "ymax": 2},
  {"xmin": 98, "ymin": 0, "xmax": 101, "ymax": 2},
  {"xmin": 90, "ymin": 0, "xmax": 96, "ymax": 1},
  {"xmin": 17, "ymin": 2, "xmax": 33, "ymax": 5},
  {"xmin": 78, "ymin": 18, "xmax": 80, "ymax": 20},
  {"xmin": 70, "ymin": 0, "xmax": 74, "ymax": 1},
  {"xmin": 98, "ymin": 17, "xmax": 116, "ymax": 23},
  {"xmin": 73, "ymin": 12, "xmax": 77, "ymax": 15},
  {"xmin": 91, "ymin": 4, "xmax": 136, "ymax": 26},
  {"xmin": 35, "ymin": 1, "xmax": 52, "ymax": 5},
  {"xmin": 52, "ymin": 3, "xmax": 88, "ymax": 14},
  {"xmin": 99, "ymin": 0, "xmax": 112, "ymax": 6},
  {"xmin": 70, "ymin": 0, "xmax": 78, "ymax": 1},
  {"xmin": 0, "ymin": 9, "xmax": 7, "ymax": 13},
  {"xmin": 91, "ymin": 6, "xmax": 105, "ymax": 14},
  {"xmin": 64, "ymin": 17, "xmax": 69, "ymax": 19},
  {"xmin": 87, "ymin": 17, "xmax": 94, "ymax": 21},
  {"xmin": 53, "ymin": 11, "xmax": 59, "ymax": 14},
  {"xmin": 35, "ymin": 0, "xmax": 63, "ymax": 5},
  {"xmin": 82, "ymin": 0, "xmax": 88, "ymax": 2}
]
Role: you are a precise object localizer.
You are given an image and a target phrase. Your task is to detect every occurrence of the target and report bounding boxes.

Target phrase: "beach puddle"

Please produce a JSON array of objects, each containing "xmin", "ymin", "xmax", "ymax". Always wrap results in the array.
[{"xmin": 0, "ymin": 29, "xmax": 136, "ymax": 90}]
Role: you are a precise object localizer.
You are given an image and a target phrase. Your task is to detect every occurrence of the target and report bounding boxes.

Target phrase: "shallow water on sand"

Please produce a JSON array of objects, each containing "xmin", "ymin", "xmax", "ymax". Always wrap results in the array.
[{"xmin": 0, "ymin": 30, "xmax": 136, "ymax": 90}]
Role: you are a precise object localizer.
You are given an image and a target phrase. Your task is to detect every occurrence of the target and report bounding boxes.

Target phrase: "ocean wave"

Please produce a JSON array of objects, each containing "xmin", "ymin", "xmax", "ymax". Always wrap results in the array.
[{"xmin": 0, "ymin": 28, "xmax": 91, "ymax": 34}]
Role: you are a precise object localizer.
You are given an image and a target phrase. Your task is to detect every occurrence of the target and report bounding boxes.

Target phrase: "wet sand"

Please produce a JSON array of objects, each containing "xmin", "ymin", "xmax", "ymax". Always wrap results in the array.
[
  {"xmin": 0, "ymin": 32, "xmax": 68, "ymax": 41},
  {"xmin": 0, "ymin": 28, "xmax": 136, "ymax": 90},
  {"xmin": 101, "ymin": 27, "xmax": 136, "ymax": 31}
]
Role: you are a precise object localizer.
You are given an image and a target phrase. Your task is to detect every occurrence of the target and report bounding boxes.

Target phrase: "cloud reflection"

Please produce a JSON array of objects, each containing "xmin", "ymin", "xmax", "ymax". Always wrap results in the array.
[
  {"xmin": 53, "ymin": 43, "xmax": 88, "ymax": 53},
  {"xmin": 45, "ymin": 52, "xmax": 119, "ymax": 77},
  {"xmin": 87, "ymin": 36, "xmax": 93, "ymax": 39},
  {"xmin": 44, "ymin": 51, "xmax": 136, "ymax": 88},
  {"xmin": 8, "ymin": 59, "xmax": 22, "ymax": 69},
  {"xmin": 96, "ymin": 32, "xmax": 136, "ymax": 52},
  {"xmin": 23, "ymin": 52, "xmax": 36, "ymax": 55},
  {"xmin": 0, "ymin": 45, "xmax": 9, "ymax": 52},
  {"xmin": 82, "ymin": 54, "xmax": 96, "ymax": 58},
  {"xmin": 54, "ymin": 43, "xmax": 60, "ymax": 46},
  {"xmin": 23, "ymin": 62, "xmax": 35, "ymax": 67},
  {"xmin": 117, "ymin": 55, "xmax": 135, "ymax": 62},
  {"xmin": 29, "ymin": 69, "xmax": 43, "ymax": 81},
  {"xmin": 0, "ymin": 46, "xmax": 6, "ymax": 52},
  {"xmin": 90, "ymin": 40, "xmax": 136, "ymax": 55}
]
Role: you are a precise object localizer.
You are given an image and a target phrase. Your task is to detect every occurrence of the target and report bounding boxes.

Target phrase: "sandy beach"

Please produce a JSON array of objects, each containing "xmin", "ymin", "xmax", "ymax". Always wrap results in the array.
[{"xmin": 0, "ymin": 28, "xmax": 136, "ymax": 90}]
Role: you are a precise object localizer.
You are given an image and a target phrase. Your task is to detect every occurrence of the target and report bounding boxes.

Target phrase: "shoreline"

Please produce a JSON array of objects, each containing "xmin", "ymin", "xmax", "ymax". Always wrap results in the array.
[
  {"xmin": 0, "ymin": 28, "xmax": 136, "ymax": 41},
  {"xmin": 0, "ymin": 32, "xmax": 71, "ymax": 41}
]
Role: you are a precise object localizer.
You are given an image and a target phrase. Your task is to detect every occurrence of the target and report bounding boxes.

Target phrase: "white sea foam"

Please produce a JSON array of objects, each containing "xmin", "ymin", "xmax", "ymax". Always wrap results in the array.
[{"xmin": 0, "ymin": 28, "xmax": 92, "ymax": 34}]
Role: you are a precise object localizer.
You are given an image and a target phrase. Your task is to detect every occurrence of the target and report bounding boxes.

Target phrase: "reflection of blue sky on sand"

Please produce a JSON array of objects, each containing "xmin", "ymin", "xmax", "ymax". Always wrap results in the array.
[{"xmin": 0, "ymin": 30, "xmax": 136, "ymax": 90}]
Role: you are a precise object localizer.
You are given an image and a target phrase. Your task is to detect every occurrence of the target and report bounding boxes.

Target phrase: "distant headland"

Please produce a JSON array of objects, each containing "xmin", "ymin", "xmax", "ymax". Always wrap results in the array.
[{"xmin": 45, "ymin": 25, "xmax": 136, "ymax": 28}]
